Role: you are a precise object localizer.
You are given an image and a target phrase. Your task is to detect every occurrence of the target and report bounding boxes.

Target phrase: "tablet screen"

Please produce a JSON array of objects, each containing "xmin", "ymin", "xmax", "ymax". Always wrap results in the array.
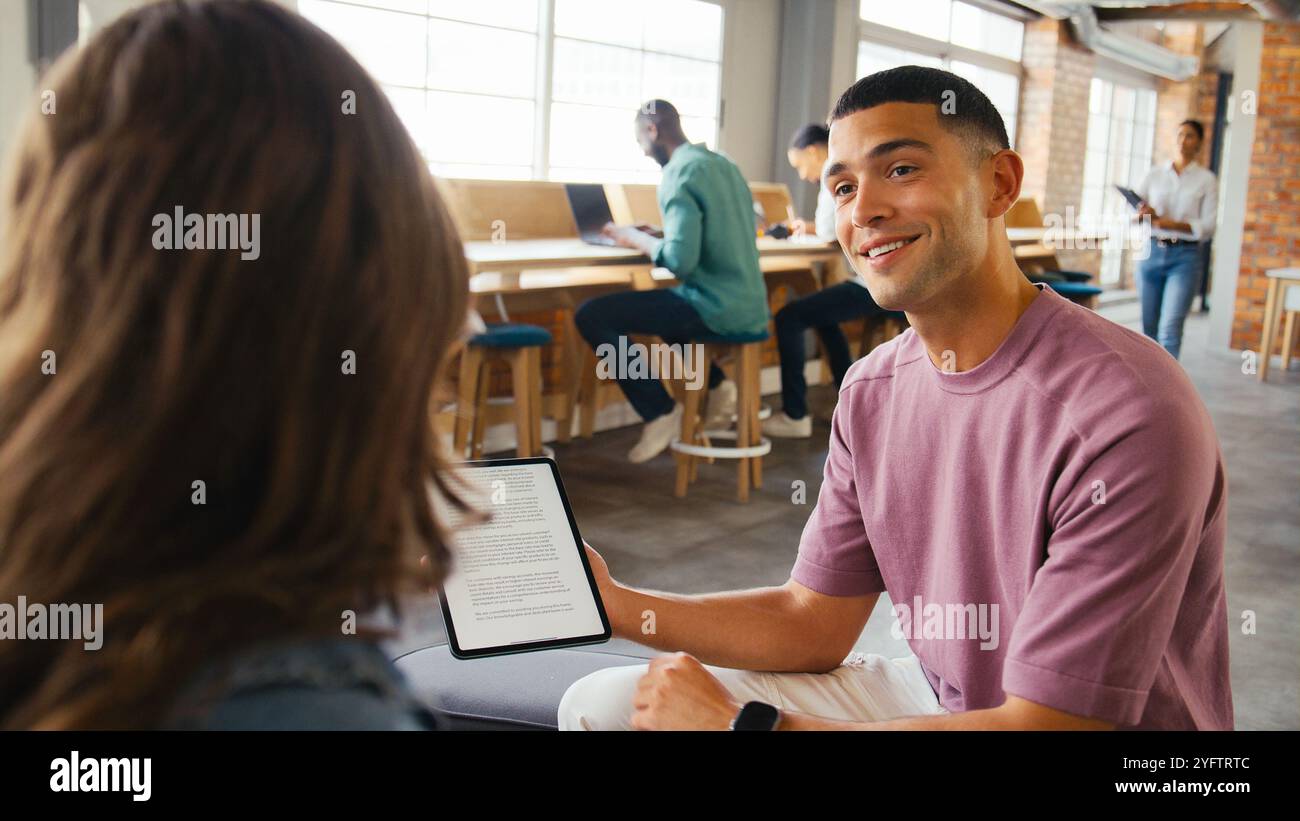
[{"xmin": 438, "ymin": 458, "xmax": 609, "ymax": 658}]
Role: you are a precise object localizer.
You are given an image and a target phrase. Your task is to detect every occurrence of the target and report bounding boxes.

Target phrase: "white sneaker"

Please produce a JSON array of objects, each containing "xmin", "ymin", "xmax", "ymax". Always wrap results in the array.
[
  {"xmin": 628, "ymin": 404, "xmax": 683, "ymax": 463},
  {"xmin": 761, "ymin": 410, "xmax": 812, "ymax": 439},
  {"xmin": 701, "ymin": 379, "xmax": 737, "ymax": 431}
]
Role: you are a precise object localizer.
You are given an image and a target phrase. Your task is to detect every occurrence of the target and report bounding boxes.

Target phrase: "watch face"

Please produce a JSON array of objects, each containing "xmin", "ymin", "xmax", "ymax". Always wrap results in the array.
[{"xmin": 732, "ymin": 700, "xmax": 780, "ymax": 731}]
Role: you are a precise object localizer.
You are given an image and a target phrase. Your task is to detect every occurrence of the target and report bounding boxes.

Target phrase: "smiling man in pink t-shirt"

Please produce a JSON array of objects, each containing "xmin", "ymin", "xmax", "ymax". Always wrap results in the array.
[{"xmin": 559, "ymin": 66, "xmax": 1232, "ymax": 731}]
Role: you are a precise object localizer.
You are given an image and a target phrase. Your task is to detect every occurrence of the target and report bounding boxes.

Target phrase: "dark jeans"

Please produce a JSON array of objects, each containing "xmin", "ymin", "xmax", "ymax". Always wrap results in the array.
[
  {"xmin": 776, "ymin": 281, "xmax": 896, "ymax": 420},
  {"xmin": 574, "ymin": 289, "xmax": 725, "ymax": 422}
]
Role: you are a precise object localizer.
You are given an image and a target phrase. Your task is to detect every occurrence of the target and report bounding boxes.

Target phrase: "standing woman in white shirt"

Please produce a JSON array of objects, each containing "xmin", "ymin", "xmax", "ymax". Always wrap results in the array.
[{"xmin": 1134, "ymin": 119, "xmax": 1218, "ymax": 360}]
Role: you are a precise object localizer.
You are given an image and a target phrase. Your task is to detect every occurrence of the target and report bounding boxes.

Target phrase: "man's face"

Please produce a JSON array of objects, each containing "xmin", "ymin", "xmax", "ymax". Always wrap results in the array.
[
  {"xmin": 1176, "ymin": 124, "xmax": 1202, "ymax": 160},
  {"xmin": 787, "ymin": 146, "xmax": 822, "ymax": 183},
  {"xmin": 636, "ymin": 119, "xmax": 670, "ymax": 167},
  {"xmin": 824, "ymin": 103, "xmax": 991, "ymax": 312}
]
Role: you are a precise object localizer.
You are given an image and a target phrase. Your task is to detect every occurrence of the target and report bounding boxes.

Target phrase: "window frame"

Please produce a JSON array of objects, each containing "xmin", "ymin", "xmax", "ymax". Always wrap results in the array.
[
  {"xmin": 1080, "ymin": 76, "xmax": 1158, "ymax": 285},
  {"xmin": 855, "ymin": 8, "xmax": 1024, "ymax": 147},
  {"xmin": 300, "ymin": 0, "xmax": 726, "ymax": 181}
]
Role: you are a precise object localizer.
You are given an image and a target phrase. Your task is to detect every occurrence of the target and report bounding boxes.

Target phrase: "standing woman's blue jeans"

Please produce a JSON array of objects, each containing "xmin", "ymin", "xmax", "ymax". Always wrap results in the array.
[{"xmin": 1137, "ymin": 240, "xmax": 1202, "ymax": 359}]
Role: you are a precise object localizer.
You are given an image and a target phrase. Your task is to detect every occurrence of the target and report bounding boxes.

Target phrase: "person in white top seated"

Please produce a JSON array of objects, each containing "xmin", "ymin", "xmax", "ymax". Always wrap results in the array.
[
  {"xmin": 763, "ymin": 124, "xmax": 900, "ymax": 439},
  {"xmin": 1133, "ymin": 119, "xmax": 1217, "ymax": 360}
]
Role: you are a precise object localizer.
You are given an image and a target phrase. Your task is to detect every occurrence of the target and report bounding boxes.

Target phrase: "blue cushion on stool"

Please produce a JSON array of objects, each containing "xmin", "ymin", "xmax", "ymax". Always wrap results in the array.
[
  {"xmin": 1045, "ymin": 281, "xmax": 1103, "ymax": 299},
  {"xmin": 470, "ymin": 322, "xmax": 552, "ymax": 348},
  {"xmin": 690, "ymin": 328, "xmax": 770, "ymax": 344}
]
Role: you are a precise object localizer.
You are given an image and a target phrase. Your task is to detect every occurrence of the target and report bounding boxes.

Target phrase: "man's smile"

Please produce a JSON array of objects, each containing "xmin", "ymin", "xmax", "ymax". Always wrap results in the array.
[{"xmin": 857, "ymin": 233, "xmax": 922, "ymax": 267}]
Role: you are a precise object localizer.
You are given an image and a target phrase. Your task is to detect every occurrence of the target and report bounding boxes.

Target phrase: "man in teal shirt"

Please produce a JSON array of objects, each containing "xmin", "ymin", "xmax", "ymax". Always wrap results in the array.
[{"xmin": 574, "ymin": 99, "xmax": 769, "ymax": 463}]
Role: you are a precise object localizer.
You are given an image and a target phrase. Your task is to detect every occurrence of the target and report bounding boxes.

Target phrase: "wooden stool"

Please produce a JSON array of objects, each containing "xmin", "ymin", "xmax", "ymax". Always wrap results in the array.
[
  {"xmin": 1281, "ymin": 285, "xmax": 1300, "ymax": 375},
  {"xmin": 670, "ymin": 331, "xmax": 771, "ymax": 503},
  {"xmin": 1258, "ymin": 267, "xmax": 1300, "ymax": 382},
  {"xmin": 453, "ymin": 323, "xmax": 550, "ymax": 459}
]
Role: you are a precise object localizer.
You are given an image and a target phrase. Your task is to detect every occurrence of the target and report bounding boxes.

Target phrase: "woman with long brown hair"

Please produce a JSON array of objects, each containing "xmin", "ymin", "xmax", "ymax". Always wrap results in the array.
[{"xmin": 0, "ymin": 0, "xmax": 472, "ymax": 729}]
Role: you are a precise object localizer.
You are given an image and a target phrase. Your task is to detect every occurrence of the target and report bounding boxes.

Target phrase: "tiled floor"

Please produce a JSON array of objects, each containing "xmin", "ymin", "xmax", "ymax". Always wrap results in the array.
[{"xmin": 424, "ymin": 303, "xmax": 1299, "ymax": 730}]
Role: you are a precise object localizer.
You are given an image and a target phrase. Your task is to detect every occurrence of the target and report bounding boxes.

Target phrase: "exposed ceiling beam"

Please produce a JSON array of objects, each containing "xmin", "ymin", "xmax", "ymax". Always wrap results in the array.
[
  {"xmin": 1093, "ymin": 3, "xmax": 1259, "ymax": 21},
  {"xmin": 1016, "ymin": 1, "xmax": 1203, "ymax": 77}
]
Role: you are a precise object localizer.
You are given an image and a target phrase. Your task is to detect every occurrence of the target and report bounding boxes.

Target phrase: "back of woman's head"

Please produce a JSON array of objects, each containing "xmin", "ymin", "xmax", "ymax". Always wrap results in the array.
[{"xmin": 0, "ymin": 0, "xmax": 469, "ymax": 728}]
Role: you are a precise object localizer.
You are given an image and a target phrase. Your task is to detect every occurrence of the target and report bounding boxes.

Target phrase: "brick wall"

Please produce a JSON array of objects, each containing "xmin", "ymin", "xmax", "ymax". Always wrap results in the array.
[
  {"xmin": 1142, "ymin": 24, "xmax": 1223, "ymax": 296},
  {"xmin": 1016, "ymin": 19, "xmax": 1100, "ymax": 277},
  {"xmin": 1154, "ymin": 23, "xmax": 1208, "ymax": 165},
  {"xmin": 1152, "ymin": 24, "xmax": 1223, "ymax": 172},
  {"xmin": 1017, "ymin": 19, "xmax": 1059, "ymax": 212},
  {"xmin": 1231, "ymin": 21, "xmax": 1300, "ymax": 354}
]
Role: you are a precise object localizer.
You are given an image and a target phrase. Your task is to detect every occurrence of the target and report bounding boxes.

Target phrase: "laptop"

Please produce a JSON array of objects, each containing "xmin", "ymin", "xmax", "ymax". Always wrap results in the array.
[{"xmin": 564, "ymin": 183, "xmax": 619, "ymax": 247}]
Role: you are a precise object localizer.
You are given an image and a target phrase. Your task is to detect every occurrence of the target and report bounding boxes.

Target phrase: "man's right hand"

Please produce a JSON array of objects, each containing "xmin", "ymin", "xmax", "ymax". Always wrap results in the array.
[
  {"xmin": 577, "ymin": 544, "xmax": 878, "ymax": 671},
  {"xmin": 601, "ymin": 223, "xmax": 654, "ymax": 252},
  {"xmin": 583, "ymin": 541, "xmax": 628, "ymax": 635}
]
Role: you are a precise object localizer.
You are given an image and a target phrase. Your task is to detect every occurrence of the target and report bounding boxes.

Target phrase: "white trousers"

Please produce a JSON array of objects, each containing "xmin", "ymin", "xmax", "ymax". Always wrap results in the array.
[{"xmin": 558, "ymin": 652, "xmax": 947, "ymax": 730}]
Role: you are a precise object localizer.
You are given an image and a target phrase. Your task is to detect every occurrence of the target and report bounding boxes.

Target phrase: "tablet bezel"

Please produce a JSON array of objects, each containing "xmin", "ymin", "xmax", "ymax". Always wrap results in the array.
[{"xmin": 437, "ymin": 456, "xmax": 612, "ymax": 660}]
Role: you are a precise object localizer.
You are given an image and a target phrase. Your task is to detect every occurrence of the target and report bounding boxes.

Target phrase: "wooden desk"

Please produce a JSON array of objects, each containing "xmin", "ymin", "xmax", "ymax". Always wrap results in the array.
[
  {"xmin": 1009, "ymin": 227, "xmax": 1110, "ymax": 279},
  {"xmin": 465, "ymin": 239, "xmax": 641, "ymax": 275},
  {"xmin": 1007, "ymin": 226, "xmax": 1110, "ymax": 246},
  {"xmin": 466, "ymin": 236, "xmax": 836, "ymax": 272},
  {"xmin": 465, "ymin": 230, "xmax": 1111, "ymax": 294},
  {"xmin": 1007, "ymin": 227, "xmax": 1047, "ymax": 245},
  {"xmin": 465, "ymin": 236, "xmax": 840, "ymax": 293},
  {"xmin": 464, "ymin": 236, "xmax": 840, "ymax": 441}
]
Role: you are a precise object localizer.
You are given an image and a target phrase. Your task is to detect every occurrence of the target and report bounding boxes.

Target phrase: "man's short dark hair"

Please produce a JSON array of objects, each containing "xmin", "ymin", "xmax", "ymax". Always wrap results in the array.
[
  {"xmin": 790, "ymin": 123, "xmax": 830, "ymax": 150},
  {"xmin": 829, "ymin": 65, "xmax": 1010, "ymax": 160},
  {"xmin": 637, "ymin": 99, "xmax": 681, "ymax": 130},
  {"xmin": 1179, "ymin": 119, "xmax": 1205, "ymax": 142}
]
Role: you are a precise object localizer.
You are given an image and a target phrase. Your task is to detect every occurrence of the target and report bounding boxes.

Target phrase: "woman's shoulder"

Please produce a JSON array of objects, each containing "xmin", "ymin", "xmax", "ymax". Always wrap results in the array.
[{"xmin": 168, "ymin": 636, "xmax": 437, "ymax": 731}]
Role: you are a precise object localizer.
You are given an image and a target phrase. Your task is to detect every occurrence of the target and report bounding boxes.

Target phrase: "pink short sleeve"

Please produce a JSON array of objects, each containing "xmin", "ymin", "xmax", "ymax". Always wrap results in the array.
[{"xmin": 790, "ymin": 390, "xmax": 886, "ymax": 597}]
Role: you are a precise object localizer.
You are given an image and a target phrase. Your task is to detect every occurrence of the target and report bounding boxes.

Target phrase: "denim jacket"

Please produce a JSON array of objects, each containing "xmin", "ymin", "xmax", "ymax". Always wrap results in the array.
[{"xmin": 168, "ymin": 637, "xmax": 437, "ymax": 730}]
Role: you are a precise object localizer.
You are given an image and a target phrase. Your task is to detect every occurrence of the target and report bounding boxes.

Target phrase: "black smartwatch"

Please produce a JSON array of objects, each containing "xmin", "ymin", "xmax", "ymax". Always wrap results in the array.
[{"xmin": 730, "ymin": 700, "xmax": 781, "ymax": 731}]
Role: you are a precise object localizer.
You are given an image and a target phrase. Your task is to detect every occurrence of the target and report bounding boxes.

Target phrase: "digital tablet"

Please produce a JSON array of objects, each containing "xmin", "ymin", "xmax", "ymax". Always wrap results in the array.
[
  {"xmin": 1115, "ymin": 185, "xmax": 1144, "ymax": 210},
  {"xmin": 437, "ymin": 457, "xmax": 611, "ymax": 659}
]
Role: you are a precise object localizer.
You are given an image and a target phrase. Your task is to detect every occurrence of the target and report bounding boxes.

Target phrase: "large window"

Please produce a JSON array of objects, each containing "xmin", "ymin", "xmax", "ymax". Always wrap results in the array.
[
  {"xmin": 857, "ymin": 42, "xmax": 943, "ymax": 76},
  {"xmin": 550, "ymin": 0, "xmax": 721, "ymax": 182},
  {"xmin": 860, "ymin": 0, "xmax": 1023, "ymax": 60},
  {"xmin": 856, "ymin": 0, "xmax": 1023, "ymax": 146},
  {"xmin": 1081, "ymin": 78, "xmax": 1157, "ymax": 284},
  {"xmin": 300, "ymin": 0, "xmax": 723, "ymax": 181}
]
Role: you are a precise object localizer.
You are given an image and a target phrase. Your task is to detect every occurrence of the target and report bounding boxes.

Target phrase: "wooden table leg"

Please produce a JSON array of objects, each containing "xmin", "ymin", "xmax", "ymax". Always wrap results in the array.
[
  {"xmin": 528, "ymin": 346, "xmax": 543, "ymax": 457},
  {"xmin": 557, "ymin": 308, "xmax": 579, "ymax": 444},
  {"xmin": 579, "ymin": 346, "xmax": 598, "ymax": 438},
  {"xmin": 735, "ymin": 345, "xmax": 751, "ymax": 504},
  {"xmin": 1258, "ymin": 278, "xmax": 1281, "ymax": 382},
  {"xmin": 509, "ymin": 349, "xmax": 533, "ymax": 457},
  {"xmin": 1281, "ymin": 305, "xmax": 1297, "ymax": 374},
  {"xmin": 675, "ymin": 385, "xmax": 702, "ymax": 498}
]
